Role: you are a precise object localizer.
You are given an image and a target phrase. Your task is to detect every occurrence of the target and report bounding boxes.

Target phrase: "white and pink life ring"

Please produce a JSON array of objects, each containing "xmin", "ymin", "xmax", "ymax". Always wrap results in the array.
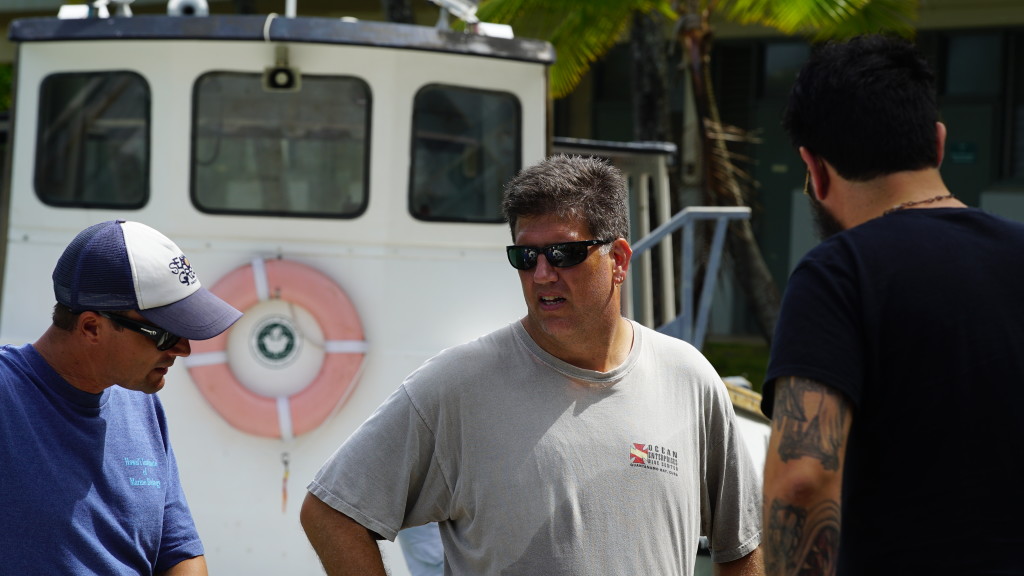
[{"xmin": 186, "ymin": 258, "xmax": 366, "ymax": 439}]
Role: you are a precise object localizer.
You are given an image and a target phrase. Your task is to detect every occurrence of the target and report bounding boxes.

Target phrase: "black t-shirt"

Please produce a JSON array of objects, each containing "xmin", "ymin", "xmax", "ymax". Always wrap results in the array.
[{"xmin": 764, "ymin": 207, "xmax": 1024, "ymax": 574}]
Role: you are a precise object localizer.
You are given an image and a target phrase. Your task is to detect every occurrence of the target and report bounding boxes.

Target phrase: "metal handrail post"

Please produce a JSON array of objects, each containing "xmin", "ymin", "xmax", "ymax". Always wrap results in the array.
[
  {"xmin": 680, "ymin": 220, "xmax": 695, "ymax": 343},
  {"xmin": 692, "ymin": 216, "xmax": 731, "ymax": 350},
  {"xmin": 629, "ymin": 206, "xmax": 751, "ymax": 348}
]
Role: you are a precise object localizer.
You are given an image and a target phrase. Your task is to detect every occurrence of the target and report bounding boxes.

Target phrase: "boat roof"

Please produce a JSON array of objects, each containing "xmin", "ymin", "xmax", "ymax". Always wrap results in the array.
[{"xmin": 8, "ymin": 14, "xmax": 556, "ymax": 64}]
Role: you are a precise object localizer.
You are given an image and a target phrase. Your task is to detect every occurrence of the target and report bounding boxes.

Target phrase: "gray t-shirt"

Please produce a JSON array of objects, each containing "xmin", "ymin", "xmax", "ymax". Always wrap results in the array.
[{"xmin": 308, "ymin": 320, "xmax": 761, "ymax": 575}]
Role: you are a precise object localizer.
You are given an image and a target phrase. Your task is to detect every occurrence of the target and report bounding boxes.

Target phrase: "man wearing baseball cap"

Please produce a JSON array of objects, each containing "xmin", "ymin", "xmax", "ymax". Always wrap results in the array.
[{"xmin": 0, "ymin": 220, "xmax": 241, "ymax": 575}]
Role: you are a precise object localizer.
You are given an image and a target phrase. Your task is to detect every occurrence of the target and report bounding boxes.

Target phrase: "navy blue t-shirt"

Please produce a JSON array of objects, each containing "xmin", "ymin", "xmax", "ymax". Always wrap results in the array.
[
  {"xmin": 764, "ymin": 208, "xmax": 1024, "ymax": 574},
  {"xmin": 0, "ymin": 344, "xmax": 203, "ymax": 574}
]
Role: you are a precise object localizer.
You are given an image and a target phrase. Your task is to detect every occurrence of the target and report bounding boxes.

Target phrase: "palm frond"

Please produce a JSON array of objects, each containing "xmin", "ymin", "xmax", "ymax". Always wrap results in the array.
[
  {"xmin": 548, "ymin": 6, "xmax": 636, "ymax": 97},
  {"xmin": 718, "ymin": 0, "xmax": 916, "ymax": 39},
  {"xmin": 719, "ymin": 0, "xmax": 862, "ymax": 30},
  {"xmin": 807, "ymin": 0, "xmax": 918, "ymax": 40},
  {"xmin": 478, "ymin": 0, "xmax": 676, "ymax": 98},
  {"xmin": 705, "ymin": 118, "xmax": 761, "ymax": 200}
]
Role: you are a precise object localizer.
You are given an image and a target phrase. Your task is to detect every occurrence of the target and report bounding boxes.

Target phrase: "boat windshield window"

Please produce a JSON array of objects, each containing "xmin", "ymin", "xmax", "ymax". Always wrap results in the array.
[
  {"xmin": 191, "ymin": 72, "xmax": 370, "ymax": 218},
  {"xmin": 35, "ymin": 72, "xmax": 150, "ymax": 208},
  {"xmin": 410, "ymin": 84, "xmax": 520, "ymax": 223}
]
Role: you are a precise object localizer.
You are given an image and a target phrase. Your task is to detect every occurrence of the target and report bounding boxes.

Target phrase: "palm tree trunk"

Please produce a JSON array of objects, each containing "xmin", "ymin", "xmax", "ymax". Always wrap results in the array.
[
  {"xmin": 678, "ymin": 13, "xmax": 780, "ymax": 344},
  {"xmin": 630, "ymin": 12, "xmax": 679, "ymax": 323},
  {"xmin": 630, "ymin": 12, "xmax": 671, "ymax": 143}
]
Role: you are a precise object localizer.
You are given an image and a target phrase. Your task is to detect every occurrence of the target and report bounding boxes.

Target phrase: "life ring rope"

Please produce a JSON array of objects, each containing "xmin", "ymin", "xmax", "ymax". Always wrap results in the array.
[{"xmin": 253, "ymin": 258, "xmax": 271, "ymax": 301}]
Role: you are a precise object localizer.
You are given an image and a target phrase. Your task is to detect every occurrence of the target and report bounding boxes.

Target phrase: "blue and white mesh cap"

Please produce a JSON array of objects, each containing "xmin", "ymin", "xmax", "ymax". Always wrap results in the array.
[{"xmin": 53, "ymin": 220, "xmax": 242, "ymax": 341}]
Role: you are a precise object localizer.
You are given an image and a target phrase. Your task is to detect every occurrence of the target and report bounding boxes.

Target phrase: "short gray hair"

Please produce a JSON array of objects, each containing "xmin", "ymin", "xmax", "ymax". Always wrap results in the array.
[{"xmin": 501, "ymin": 154, "xmax": 629, "ymax": 241}]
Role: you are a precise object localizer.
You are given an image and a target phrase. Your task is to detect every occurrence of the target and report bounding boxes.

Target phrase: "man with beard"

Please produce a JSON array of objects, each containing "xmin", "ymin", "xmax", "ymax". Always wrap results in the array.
[{"xmin": 761, "ymin": 35, "xmax": 1024, "ymax": 575}]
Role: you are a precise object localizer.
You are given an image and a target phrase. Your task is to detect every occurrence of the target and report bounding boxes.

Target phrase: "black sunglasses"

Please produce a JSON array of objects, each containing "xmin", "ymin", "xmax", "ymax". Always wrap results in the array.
[
  {"xmin": 96, "ymin": 311, "xmax": 182, "ymax": 351},
  {"xmin": 506, "ymin": 239, "xmax": 614, "ymax": 271}
]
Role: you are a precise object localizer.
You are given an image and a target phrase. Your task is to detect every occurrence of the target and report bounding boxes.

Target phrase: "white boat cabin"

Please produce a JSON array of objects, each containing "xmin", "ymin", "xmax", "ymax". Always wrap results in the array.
[{"xmin": 0, "ymin": 5, "xmax": 767, "ymax": 574}]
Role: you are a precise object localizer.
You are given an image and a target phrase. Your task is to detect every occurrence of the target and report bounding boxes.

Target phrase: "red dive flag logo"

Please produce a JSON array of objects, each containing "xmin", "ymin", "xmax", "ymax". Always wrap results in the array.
[{"xmin": 630, "ymin": 443, "xmax": 648, "ymax": 464}]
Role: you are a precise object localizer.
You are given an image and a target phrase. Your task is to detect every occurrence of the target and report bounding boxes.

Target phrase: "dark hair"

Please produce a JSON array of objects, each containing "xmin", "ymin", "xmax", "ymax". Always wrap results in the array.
[
  {"xmin": 501, "ymin": 154, "xmax": 629, "ymax": 240},
  {"xmin": 52, "ymin": 303, "xmax": 131, "ymax": 332},
  {"xmin": 783, "ymin": 34, "xmax": 939, "ymax": 181},
  {"xmin": 52, "ymin": 303, "xmax": 80, "ymax": 331}
]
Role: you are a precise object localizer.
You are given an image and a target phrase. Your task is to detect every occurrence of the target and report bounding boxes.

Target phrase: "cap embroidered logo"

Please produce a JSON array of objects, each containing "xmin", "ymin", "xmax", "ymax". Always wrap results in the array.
[{"xmin": 169, "ymin": 255, "xmax": 197, "ymax": 286}]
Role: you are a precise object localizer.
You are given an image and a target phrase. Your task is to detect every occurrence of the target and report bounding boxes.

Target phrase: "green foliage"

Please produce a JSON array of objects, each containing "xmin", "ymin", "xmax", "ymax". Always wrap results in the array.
[
  {"xmin": 477, "ymin": 0, "xmax": 676, "ymax": 99},
  {"xmin": 478, "ymin": 0, "xmax": 919, "ymax": 98},
  {"xmin": 0, "ymin": 64, "xmax": 11, "ymax": 111},
  {"xmin": 720, "ymin": 0, "xmax": 917, "ymax": 41}
]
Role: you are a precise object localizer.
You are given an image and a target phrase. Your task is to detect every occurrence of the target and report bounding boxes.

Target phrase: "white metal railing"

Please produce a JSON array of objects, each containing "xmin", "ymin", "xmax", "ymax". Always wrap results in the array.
[{"xmin": 629, "ymin": 206, "xmax": 750, "ymax": 350}]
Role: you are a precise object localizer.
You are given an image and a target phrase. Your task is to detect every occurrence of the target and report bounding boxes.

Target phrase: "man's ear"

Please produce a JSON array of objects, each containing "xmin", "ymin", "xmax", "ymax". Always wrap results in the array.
[
  {"xmin": 611, "ymin": 238, "xmax": 632, "ymax": 283},
  {"xmin": 799, "ymin": 146, "xmax": 829, "ymax": 201},
  {"xmin": 935, "ymin": 122, "xmax": 947, "ymax": 168},
  {"xmin": 78, "ymin": 311, "xmax": 104, "ymax": 344}
]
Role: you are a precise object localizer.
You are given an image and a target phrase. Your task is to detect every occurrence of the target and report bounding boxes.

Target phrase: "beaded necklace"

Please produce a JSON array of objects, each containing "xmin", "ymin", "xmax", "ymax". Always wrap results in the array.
[{"xmin": 883, "ymin": 192, "xmax": 955, "ymax": 216}]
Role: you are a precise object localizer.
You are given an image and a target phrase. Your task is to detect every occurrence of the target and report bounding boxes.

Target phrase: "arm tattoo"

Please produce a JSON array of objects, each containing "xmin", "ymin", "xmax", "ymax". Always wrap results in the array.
[
  {"xmin": 765, "ymin": 499, "xmax": 840, "ymax": 576},
  {"xmin": 772, "ymin": 377, "xmax": 847, "ymax": 471}
]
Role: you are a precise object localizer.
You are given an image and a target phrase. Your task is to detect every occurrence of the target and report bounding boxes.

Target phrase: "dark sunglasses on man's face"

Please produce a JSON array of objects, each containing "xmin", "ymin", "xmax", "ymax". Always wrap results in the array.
[
  {"xmin": 506, "ymin": 239, "xmax": 614, "ymax": 271},
  {"xmin": 95, "ymin": 311, "xmax": 182, "ymax": 351}
]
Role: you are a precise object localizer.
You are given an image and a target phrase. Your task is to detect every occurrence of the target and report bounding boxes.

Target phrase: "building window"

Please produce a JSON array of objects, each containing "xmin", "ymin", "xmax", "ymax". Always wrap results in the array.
[
  {"xmin": 35, "ymin": 71, "xmax": 150, "ymax": 208},
  {"xmin": 192, "ymin": 72, "xmax": 370, "ymax": 217},
  {"xmin": 945, "ymin": 33, "xmax": 1003, "ymax": 97},
  {"xmin": 761, "ymin": 43, "xmax": 809, "ymax": 99},
  {"xmin": 409, "ymin": 85, "xmax": 520, "ymax": 222}
]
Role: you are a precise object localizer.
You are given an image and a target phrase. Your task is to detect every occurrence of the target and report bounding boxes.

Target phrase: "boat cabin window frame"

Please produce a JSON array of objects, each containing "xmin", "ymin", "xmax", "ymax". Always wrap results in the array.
[
  {"xmin": 190, "ymin": 70, "xmax": 372, "ymax": 219},
  {"xmin": 409, "ymin": 83, "xmax": 522, "ymax": 223},
  {"xmin": 34, "ymin": 70, "xmax": 151, "ymax": 209}
]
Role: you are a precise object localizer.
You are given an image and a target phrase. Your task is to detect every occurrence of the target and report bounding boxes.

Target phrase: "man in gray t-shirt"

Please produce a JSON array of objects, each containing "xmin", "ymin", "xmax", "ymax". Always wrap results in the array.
[{"xmin": 300, "ymin": 155, "xmax": 764, "ymax": 575}]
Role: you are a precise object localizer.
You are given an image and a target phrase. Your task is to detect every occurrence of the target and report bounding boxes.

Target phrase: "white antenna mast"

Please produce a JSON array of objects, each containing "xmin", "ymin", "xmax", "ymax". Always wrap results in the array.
[
  {"xmin": 427, "ymin": 0, "xmax": 479, "ymax": 28},
  {"xmin": 425, "ymin": 0, "xmax": 512, "ymax": 38}
]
